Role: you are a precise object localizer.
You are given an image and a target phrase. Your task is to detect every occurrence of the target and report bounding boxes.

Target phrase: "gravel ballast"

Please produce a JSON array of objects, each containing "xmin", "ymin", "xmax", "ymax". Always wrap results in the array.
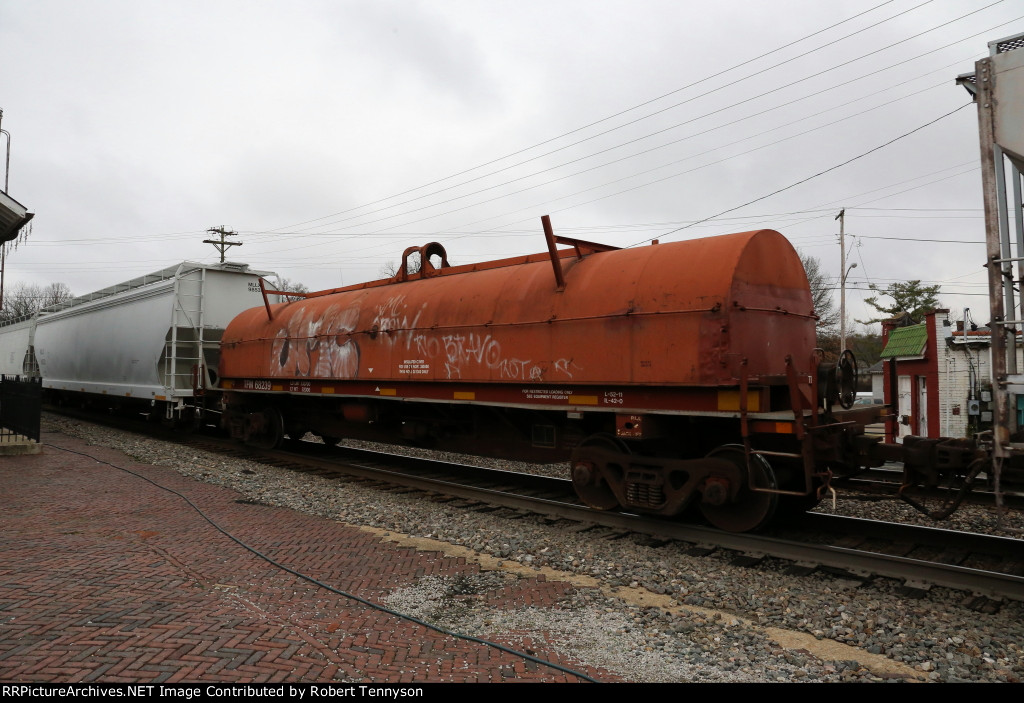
[{"xmin": 42, "ymin": 415, "xmax": 1024, "ymax": 683}]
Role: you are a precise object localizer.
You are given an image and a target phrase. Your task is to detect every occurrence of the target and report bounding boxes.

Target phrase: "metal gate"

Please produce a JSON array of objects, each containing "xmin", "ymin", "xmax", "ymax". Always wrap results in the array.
[{"xmin": 0, "ymin": 375, "xmax": 42, "ymax": 442}]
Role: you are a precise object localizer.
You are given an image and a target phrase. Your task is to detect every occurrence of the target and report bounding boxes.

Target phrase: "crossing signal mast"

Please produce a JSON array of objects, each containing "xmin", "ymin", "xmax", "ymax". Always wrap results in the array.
[{"xmin": 204, "ymin": 226, "xmax": 242, "ymax": 263}]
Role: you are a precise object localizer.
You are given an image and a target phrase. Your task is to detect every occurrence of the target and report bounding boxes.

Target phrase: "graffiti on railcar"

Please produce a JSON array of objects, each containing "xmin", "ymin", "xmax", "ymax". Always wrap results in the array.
[
  {"xmin": 270, "ymin": 303, "xmax": 360, "ymax": 379},
  {"xmin": 266, "ymin": 295, "xmax": 584, "ymax": 382},
  {"xmin": 373, "ymin": 295, "xmax": 426, "ymax": 345}
]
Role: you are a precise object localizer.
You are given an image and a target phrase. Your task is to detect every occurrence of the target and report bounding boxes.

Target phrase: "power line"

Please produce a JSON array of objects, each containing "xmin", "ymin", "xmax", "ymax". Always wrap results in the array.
[
  {"xmin": 258, "ymin": 0, "xmax": 908, "ymax": 234},
  {"xmin": 312, "ymin": 21, "xmax": 1008, "ymax": 248},
  {"xmin": 746, "ymin": 162, "xmax": 980, "ymax": 234},
  {"xmin": 216, "ymin": 10, "xmax": 1017, "ymax": 270},
  {"xmin": 301, "ymin": 10, "xmax": 1024, "ymax": 260},
  {"xmin": 290, "ymin": 13, "xmax": 1001, "ymax": 238},
  {"xmin": 425, "ymin": 13, "xmax": 1015, "ymax": 239},
  {"xmin": 633, "ymin": 103, "xmax": 973, "ymax": 246},
  {"xmin": 831, "ymin": 285, "xmax": 991, "ymax": 296},
  {"xmin": 16, "ymin": 8, "xmax": 1016, "ymax": 285},
  {"xmin": 853, "ymin": 234, "xmax": 984, "ymax": 243},
  {"xmin": 297, "ymin": 64, "xmax": 966, "ymax": 240},
  {"xmin": 850, "ymin": 206, "xmax": 982, "ymax": 211}
]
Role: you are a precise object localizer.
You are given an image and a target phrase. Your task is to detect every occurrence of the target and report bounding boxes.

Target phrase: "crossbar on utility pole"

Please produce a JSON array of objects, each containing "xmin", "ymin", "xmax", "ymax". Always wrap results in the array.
[{"xmin": 203, "ymin": 226, "xmax": 242, "ymax": 263}]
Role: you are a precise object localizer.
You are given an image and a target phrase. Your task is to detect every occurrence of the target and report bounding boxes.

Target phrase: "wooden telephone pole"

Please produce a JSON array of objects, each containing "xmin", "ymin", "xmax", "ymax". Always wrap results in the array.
[{"xmin": 204, "ymin": 226, "xmax": 242, "ymax": 263}]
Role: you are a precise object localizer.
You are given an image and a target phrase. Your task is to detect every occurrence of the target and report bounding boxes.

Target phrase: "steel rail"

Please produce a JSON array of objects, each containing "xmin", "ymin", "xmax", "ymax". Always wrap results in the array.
[{"xmin": 267, "ymin": 443, "xmax": 1024, "ymax": 602}]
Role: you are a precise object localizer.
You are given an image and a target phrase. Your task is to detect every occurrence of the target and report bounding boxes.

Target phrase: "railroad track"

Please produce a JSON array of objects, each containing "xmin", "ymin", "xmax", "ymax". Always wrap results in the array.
[
  {"xmin": 832, "ymin": 464, "xmax": 1024, "ymax": 510},
  {"xmin": 48, "ymin": 410, "xmax": 1024, "ymax": 605}
]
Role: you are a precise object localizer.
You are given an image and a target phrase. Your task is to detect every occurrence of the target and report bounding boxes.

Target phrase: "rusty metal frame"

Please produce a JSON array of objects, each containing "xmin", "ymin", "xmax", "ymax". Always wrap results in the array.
[
  {"xmin": 258, "ymin": 277, "xmax": 318, "ymax": 320},
  {"xmin": 258, "ymin": 278, "xmax": 275, "ymax": 321},
  {"xmin": 541, "ymin": 215, "xmax": 620, "ymax": 291},
  {"xmin": 784, "ymin": 355, "xmax": 808, "ymax": 440},
  {"xmin": 541, "ymin": 215, "xmax": 566, "ymax": 291},
  {"xmin": 807, "ymin": 349, "xmax": 822, "ymax": 428},
  {"xmin": 740, "ymin": 356, "xmax": 818, "ymax": 498},
  {"xmin": 396, "ymin": 242, "xmax": 451, "ymax": 282}
]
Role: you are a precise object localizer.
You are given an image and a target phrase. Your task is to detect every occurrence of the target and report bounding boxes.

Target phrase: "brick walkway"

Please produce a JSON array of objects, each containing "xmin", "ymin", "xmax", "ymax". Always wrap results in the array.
[{"xmin": 0, "ymin": 430, "xmax": 608, "ymax": 683}]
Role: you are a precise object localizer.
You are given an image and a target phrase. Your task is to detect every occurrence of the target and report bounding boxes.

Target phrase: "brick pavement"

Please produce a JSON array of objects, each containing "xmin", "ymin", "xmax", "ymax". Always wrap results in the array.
[{"xmin": 0, "ymin": 430, "xmax": 611, "ymax": 683}]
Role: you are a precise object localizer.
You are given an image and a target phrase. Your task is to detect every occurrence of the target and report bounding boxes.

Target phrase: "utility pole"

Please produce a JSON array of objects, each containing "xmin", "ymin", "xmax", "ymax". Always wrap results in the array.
[
  {"xmin": 835, "ymin": 208, "xmax": 858, "ymax": 354},
  {"xmin": 1, "ymin": 107, "xmax": 10, "ymax": 193},
  {"xmin": 837, "ymin": 208, "xmax": 847, "ymax": 353},
  {"xmin": 204, "ymin": 226, "xmax": 242, "ymax": 263}
]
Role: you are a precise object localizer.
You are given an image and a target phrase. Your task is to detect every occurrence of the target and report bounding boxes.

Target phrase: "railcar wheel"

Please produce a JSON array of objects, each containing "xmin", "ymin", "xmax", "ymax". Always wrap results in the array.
[
  {"xmin": 699, "ymin": 445, "xmax": 778, "ymax": 533},
  {"xmin": 246, "ymin": 407, "xmax": 284, "ymax": 450},
  {"xmin": 571, "ymin": 434, "xmax": 626, "ymax": 511}
]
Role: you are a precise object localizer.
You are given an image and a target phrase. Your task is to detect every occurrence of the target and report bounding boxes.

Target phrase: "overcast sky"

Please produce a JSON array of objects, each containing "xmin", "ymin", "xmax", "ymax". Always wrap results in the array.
[{"xmin": 1, "ymin": 0, "xmax": 1021, "ymax": 334}]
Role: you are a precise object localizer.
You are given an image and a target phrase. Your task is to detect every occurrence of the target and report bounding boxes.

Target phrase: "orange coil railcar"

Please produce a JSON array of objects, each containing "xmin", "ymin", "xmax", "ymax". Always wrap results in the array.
[
  {"xmin": 220, "ymin": 229, "xmax": 815, "ymax": 391},
  {"xmin": 219, "ymin": 227, "xmax": 836, "ymax": 532}
]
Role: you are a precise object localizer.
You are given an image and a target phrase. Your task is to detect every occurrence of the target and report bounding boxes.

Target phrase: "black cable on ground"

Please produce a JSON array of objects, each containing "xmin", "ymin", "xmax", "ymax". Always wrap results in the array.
[{"xmin": 45, "ymin": 442, "xmax": 601, "ymax": 683}]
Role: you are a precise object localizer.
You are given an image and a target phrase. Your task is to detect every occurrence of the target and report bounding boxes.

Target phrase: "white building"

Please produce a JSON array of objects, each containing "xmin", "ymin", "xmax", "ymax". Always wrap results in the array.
[{"xmin": 880, "ymin": 309, "xmax": 1022, "ymax": 441}]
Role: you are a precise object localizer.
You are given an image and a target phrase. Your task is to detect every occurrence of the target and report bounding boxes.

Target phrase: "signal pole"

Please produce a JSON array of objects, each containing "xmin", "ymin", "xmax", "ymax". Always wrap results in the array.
[{"xmin": 204, "ymin": 226, "xmax": 242, "ymax": 263}]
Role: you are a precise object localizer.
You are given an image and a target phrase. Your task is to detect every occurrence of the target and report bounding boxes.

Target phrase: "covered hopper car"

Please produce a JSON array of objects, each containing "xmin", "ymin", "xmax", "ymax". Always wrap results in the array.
[
  {"xmin": 0, "ymin": 261, "xmax": 278, "ymax": 424},
  {"xmin": 220, "ymin": 221, "xmax": 990, "ymax": 532}
]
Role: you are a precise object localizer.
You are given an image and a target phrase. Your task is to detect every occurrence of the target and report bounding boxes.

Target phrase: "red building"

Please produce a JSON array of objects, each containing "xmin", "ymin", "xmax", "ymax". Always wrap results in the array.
[{"xmin": 880, "ymin": 309, "xmax": 1018, "ymax": 442}]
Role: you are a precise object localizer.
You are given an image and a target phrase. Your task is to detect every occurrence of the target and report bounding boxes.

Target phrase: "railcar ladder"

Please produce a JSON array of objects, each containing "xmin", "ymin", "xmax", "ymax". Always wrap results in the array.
[{"xmin": 164, "ymin": 268, "xmax": 207, "ymax": 401}]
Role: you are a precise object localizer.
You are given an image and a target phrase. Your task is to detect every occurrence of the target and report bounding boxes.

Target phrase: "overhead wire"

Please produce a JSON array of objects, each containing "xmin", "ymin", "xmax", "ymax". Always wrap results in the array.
[
  {"xmin": 36, "ymin": 7, "xmax": 1009, "ymax": 276},
  {"xmin": 850, "ymin": 206, "xmax": 982, "ymax": 211},
  {"xmin": 281, "ymin": 70, "xmax": 984, "ymax": 258},
  {"xmin": 315, "ymin": 49, "xmax": 1005, "ymax": 257},
  {"xmin": 257, "ymin": 0, "xmax": 909, "ymax": 234},
  {"xmin": 283, "ymin": 58, "xmax": 971, "ymax": 241},
  {"xmin": 430, "ymin": 26, "xmax": 1013, "ymax": 241},
  {"xmin": 284, "ymin": 7, "xmax": 1002, "ymax": 238},
  {"xmin": 18, "ymin": 6, "xmax": 1015, "ymax": 286},
  {"xmin": 739, "ymin": 161, "xmax": 980, "ymax": 235},
  {"xmin": 17, "ymin": 176, "xmax": 987, "ymax": 272},
  {"xmin": 297, "ymin": 15, "xmax": 1021, "ymax": 277},
  {"xmin": 268, "ymin": 1, "xmax": 999, "ymax": 238},
  {"xmin": 852, "ymin": 234, "xmax": 984, "ymax": 243},
  {"xmin": 247, "ymin": 74, "xmax": 959, "ymax": 256},
  {"xmin": 627, "ymin": 102, "xmax": 973, "ymax": 246}
]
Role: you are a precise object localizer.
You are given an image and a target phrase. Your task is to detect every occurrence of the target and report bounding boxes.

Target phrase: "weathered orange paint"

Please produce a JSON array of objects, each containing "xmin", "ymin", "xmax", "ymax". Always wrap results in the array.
[{"xmin": 219, "ymin": 230, "xmax": 815, "ymax": 389}]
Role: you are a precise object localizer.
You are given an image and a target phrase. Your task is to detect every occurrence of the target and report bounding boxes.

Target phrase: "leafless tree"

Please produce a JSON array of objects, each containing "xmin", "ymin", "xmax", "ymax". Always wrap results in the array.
[
  {"xmin": 274, "ymin": 277, "xmax": 310, "ymax": 303},
  {"xmin": 0, "ymin": 282, "xmax": 73, "ymax": 322},
  {"xmin": 799, "ymin": 253, "xmax": 839, "ymax": 340},
  {"xmin": 380, "ymin": 251, "xmax": 421, "ymax": 279}
]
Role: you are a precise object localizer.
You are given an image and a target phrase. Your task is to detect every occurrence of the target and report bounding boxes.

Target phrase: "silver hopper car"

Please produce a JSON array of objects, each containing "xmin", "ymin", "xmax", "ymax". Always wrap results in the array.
[{"xmin": 20, "ymin": 261, "xmax": 278, "ymax": 424}]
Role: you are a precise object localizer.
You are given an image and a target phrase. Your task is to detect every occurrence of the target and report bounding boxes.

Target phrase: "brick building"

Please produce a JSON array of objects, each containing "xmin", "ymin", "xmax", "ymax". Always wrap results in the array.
[{"xmin": 880, "ymin": 309, "xmax": 1022, "ymax": 442}]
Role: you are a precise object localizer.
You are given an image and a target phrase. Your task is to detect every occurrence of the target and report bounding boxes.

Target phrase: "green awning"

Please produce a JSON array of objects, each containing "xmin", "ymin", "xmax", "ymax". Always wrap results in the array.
[{"xmin": 880, "ymin": 324, "xmax": 928, "ymax": 358}]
